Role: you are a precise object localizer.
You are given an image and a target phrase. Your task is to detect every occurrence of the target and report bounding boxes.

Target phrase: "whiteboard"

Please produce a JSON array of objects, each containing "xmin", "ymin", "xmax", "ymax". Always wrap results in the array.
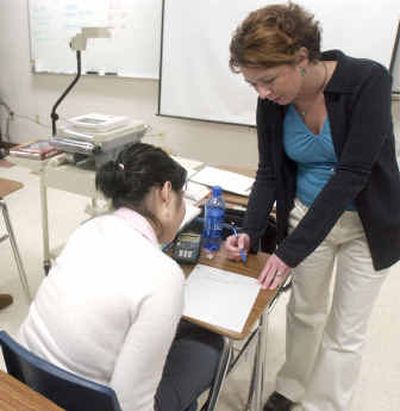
[
  {"xmin": 28, "ymin": 0, "xmax": 161, "ymax": 78},
  {"xmin": 158, "ymin": 0, "xmax": 400, "ymax": 126}
]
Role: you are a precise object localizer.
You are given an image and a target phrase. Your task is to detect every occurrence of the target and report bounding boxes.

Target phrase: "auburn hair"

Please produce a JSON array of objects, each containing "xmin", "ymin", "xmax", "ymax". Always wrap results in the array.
[{"xmin": 229, "ymin": 2, "xmax": 321, "ymax": 71}]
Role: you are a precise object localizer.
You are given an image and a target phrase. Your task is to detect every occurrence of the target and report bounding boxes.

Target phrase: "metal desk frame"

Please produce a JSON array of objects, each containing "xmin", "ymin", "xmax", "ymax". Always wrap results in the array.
[
  {"xmin": 201, "ymin": 281, "xmax": 288, "ymax": 411},
  {"xmin": 9, "ymin": 156, "xmax": 100, "ymax": 273},
  {"xmin": 180, "ymin": 249, "xmax": 289, "ymax": 411}
]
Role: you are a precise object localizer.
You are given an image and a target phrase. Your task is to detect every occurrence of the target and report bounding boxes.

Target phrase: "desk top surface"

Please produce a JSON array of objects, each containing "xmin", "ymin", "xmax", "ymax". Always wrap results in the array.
[
  {"xmin": 0, "ymin": 370, "xmax": 64, "ymax": 411},
  {"xmin": 0, "ymin": 178, "xmax": 24, "ymax": 198},
  {"xmin": 181, "ymin": 249, "xmax": 281, "ymax": 340}
]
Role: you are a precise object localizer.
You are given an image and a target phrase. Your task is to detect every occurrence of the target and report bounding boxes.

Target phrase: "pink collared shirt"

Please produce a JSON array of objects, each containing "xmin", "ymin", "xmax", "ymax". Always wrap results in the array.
[
  {"xmin": 114, "ymin": 207, "xmax": 158, "ymax": 246},
  {"xmin": 19, "ymin": 207, "xmax": 184, "ymax": 411}
]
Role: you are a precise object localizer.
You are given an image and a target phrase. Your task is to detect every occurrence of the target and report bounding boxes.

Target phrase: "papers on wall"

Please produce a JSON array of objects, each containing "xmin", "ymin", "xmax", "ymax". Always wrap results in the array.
[
  {"xmin": 184, "ymin": 264, "xmax": 260, "ymax": 333},
  {"xmin": 184, "ymin": 181, "xmax": 210, "ymax": 203},
  {"xmin": 190, "ymin": 166, "xmax": 254, "ymax": 197}
]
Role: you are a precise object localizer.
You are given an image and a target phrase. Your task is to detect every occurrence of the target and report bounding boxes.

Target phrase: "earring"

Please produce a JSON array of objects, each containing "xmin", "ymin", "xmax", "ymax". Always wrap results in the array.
[{"xmin": 300, "ymin": 67, "xmax": 306, "ymax": 77}]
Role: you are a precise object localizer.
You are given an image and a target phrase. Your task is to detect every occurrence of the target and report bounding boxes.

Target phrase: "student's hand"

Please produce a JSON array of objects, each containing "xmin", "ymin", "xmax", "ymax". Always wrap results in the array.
[
  {"xmin": 224, "ymin": 233, "xmax": 250, "ymax": 261},
  {"xmin": 258, "ymin": 253, "xmax": 291, "ymax": 290}
]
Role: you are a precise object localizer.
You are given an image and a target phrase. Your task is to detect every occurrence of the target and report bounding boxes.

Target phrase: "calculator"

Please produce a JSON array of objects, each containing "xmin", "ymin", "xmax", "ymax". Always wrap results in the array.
[{"xmin": 172, "ymin": 232, "xmax": 202, "ymax": 264}]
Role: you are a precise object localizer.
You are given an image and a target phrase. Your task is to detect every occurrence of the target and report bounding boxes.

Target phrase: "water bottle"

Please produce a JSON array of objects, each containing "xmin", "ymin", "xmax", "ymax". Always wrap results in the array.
[{"xmin": 203, "ymin": 185, "xmax": 225, "ymax": 252}]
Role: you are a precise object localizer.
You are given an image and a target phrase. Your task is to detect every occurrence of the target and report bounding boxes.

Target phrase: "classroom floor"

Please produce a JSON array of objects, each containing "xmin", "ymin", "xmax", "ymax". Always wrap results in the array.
[{"xmin": 1, "ymin": 161, "xmax": 400, "ymax": 411}]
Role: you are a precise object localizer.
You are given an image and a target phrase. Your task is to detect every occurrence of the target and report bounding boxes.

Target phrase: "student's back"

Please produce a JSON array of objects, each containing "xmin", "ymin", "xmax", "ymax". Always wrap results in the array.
[
  {"xmin": 18, "ymin": 143, "xmax": 223, "ymax": 411},
  {"xmin": 19, "ymin": 208, "xmax": 184, "ymax": 410}
]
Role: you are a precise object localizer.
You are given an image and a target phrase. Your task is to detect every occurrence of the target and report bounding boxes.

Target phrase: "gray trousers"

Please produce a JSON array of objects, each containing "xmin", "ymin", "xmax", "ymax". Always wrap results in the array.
[{"xmin": 155, "ymin": 320, "xmax": 224, "ymax": 411}]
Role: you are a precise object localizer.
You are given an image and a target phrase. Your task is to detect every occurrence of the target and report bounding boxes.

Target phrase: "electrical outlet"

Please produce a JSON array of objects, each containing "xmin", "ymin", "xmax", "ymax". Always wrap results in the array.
[{"xmin": 35, "ymin": 114, "xmax": 40, "ymax": 124}]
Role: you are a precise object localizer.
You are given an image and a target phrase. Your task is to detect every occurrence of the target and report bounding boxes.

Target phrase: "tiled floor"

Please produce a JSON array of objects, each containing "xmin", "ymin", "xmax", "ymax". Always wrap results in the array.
[{"xmin": 1, "ymin": 162, "xmax": 399, "ymax": 411}]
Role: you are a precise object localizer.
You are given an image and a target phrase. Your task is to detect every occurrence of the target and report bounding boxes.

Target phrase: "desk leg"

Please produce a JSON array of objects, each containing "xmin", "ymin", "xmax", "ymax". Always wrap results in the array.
[
  {"xmin": 245, "ymin": 349, "xmax": 257, "ymax": 411},
  {"xmin": 202, "ymin": 337, "xmax": 233, "ymax": 411},
  {"xmin": 246, "ymin": 312, "xmax": 268, "ymax": 411},
  {"xmin": 39, "ymin": 174, "xmax": 51, "ymax": 275},
  {"xmin": 1, "ymin": 200, "xmax": 32, "ymax": 301}
]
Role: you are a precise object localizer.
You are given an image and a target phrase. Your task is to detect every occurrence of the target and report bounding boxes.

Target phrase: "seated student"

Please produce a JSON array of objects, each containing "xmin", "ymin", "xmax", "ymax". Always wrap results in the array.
[{"xmin": 18, "ymin": 142, "xmax": 223, "ymax": 411}]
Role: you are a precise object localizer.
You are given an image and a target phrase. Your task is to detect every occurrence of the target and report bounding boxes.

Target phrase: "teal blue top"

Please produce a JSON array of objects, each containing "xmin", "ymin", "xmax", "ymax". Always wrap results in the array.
[{"xmin": 283, "ymin": 104, "xmax": 355, "ymax": 210}]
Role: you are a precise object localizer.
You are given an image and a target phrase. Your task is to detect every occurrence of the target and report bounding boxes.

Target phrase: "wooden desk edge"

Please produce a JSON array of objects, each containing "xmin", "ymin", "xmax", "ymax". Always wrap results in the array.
[
  {"xmin": 183, "ymin": 286, "xmax": 280, "ymax": 340},
  {"xmin": 0, "ymin": 370, "xmax": 64, "ymax": 411},
  {"xmin": 182, "ymin": 250, "xmax": 283, "ymax": 340},
  {"xmin": 0, "ymin": 178, "xmax": 24, "ymax": 198}
]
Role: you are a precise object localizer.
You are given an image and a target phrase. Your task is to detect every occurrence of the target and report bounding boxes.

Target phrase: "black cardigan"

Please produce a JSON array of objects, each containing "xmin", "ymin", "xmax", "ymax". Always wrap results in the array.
[{"xmin": 243, "ymin": 50, "xmax": 400, "ymax": 270}]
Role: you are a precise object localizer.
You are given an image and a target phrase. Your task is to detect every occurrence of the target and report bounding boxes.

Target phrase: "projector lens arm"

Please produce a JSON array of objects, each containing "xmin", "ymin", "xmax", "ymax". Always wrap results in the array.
[{"xmin": 50, "ymin": 50, "xmax": 82, "ymax": 137}]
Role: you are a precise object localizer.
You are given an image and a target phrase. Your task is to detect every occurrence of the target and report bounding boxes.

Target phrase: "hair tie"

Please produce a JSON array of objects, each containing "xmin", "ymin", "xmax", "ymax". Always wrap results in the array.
[{"xmin": 118, "ymin": 163, "xmax": 125, "ymax": 171}]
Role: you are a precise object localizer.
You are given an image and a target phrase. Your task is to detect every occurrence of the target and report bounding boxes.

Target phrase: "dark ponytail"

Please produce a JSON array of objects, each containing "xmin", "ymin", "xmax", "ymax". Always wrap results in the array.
[{"xmin": 95, "ymin": 143, "xmax": 187, "ymax": 212}]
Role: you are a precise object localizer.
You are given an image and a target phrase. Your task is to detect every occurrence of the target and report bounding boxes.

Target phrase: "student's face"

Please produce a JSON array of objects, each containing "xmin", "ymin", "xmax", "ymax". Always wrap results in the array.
[
  {"xmin": 160, "ymin": 189, "xmax": 186, "ymax": 244},
  {"xmin": 241, "ymin": 64, "xmax": 303, "ymax": 105}
]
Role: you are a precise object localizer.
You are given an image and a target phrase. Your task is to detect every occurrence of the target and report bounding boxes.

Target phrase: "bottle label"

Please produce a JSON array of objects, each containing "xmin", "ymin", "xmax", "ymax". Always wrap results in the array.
[
  {"xmin": 204, "ymin": 217, "xmax": 223, "ymax": 236},
  {"xmin": 203, "ymin": 206, "xmax": 224, "ymax": 251}
]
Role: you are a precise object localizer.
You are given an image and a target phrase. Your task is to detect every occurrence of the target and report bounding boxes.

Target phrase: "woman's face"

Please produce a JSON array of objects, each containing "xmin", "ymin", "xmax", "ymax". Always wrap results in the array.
[
  {"xmin": 159, "ymin": 188, "xmax": 186, "ymax": 244},
  {"xmin": 241, "ymin": 64, "xmax": 303, "ymax": 105}
]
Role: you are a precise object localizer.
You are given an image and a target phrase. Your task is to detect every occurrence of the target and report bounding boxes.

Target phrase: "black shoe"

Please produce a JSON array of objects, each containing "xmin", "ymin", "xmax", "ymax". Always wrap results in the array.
[
  {"xmin": 0, "ymin": 293, "xmax": 13, "ymax": 310},
  {"xmin": 263, "ymin": 391, "xmax": 294, "ymax": 411}
]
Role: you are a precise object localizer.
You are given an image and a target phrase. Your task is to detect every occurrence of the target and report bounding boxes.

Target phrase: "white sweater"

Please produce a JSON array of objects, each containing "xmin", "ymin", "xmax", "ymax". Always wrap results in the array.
[{"xmin": 18, "ymin": 208, "xmax": 184, "ymax": 411}]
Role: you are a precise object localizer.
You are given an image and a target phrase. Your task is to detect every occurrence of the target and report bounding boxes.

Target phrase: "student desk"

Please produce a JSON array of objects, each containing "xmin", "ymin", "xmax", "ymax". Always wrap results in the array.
[
  {"xmin": 0, "ymin": 369, "xmax": 64, "ymax": 411},
  {"xmin": 180, "ymin": 248, "xmax": 287, "ymax": 411},
  {"xmin": 9, "ymin": 155, "xmax": 285, "ymax": 410}
]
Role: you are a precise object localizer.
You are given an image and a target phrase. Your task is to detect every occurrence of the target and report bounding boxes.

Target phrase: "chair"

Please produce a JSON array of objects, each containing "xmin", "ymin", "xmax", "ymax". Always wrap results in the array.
[
  {"xmin": 0, "ymin": 177, "xmax": 31, "ymax": 300},
  {"xmin": 0, "ymin": 331, "xmax": 122, "ymax": 411}
]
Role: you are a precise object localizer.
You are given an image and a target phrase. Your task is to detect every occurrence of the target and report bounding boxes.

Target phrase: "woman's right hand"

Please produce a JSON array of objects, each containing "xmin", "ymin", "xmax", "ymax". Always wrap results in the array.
[{"xmin": 224, "ymin": 233, "xmax": 250, "ymax": 261}]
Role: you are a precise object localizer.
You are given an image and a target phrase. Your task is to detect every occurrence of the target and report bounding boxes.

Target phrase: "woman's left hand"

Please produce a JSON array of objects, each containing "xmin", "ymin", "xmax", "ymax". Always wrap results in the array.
[{"xmin": 258, "ymin": 253, "xmax": 291, "ymax": 290}]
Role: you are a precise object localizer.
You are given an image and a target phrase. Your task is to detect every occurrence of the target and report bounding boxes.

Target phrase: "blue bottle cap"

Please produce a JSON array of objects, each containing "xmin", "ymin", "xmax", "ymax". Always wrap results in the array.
[{"xmin": 212, "ymin": 185, "xmax": 222, "ymax": 196}]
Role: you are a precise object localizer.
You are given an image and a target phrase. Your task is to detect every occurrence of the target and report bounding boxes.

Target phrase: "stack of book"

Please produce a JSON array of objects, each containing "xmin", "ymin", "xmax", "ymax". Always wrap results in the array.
[{"xmin": 9, "ymin": 140, "xmax": 61, "ymax": 160}]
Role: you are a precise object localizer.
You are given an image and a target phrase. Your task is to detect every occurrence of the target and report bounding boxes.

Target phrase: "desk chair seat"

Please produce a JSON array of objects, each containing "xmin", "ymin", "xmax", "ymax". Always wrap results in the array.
[
  {"xmin": 0, "ymin": 331, "xmax": 122, "ymax": 411},
  {"xmin": 0, "ymin": 177, "xmax": 31, "ymax": 300}
]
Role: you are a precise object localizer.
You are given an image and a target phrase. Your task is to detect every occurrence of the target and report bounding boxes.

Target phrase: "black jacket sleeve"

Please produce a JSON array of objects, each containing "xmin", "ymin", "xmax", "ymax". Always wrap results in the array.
[
  {"xmin": 243, "ymin": 99, "xmax": 277, "ymax": 248},
  {"xmin": 275, "ymin": 64, "xmax": 393, "ymax": 267}
]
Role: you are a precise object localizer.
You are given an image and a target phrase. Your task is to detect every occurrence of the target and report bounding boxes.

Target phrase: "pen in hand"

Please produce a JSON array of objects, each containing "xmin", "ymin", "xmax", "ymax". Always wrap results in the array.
[
  {"xmin": 228, "ymin": 224, "xmax": 247, "ymax": 264},
  {"xmin": 239, "ymin": 247, "xmax": 247, "ymax": 264}
]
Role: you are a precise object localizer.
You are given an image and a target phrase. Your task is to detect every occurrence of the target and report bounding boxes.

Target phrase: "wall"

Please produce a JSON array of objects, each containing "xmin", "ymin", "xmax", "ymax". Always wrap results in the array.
[
  {"xmin": 0, "ymin": 0, "xmax": 258, "ymax": 168},
  {"xmin": 0, "ymin": 0, "xmax": 398, "ymax": 169}
]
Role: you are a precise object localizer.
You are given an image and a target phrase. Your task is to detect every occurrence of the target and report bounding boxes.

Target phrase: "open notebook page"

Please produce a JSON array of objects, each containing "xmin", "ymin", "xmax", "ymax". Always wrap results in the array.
[{"xmin": 184, "ymin": 264, "xmax": 260, "ymax": 333}]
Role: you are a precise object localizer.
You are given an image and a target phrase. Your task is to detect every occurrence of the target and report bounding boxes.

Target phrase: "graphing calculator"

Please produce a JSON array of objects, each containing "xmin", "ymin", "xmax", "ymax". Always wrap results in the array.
[{"xmin": 173, "ymin": 232, "xmax": 202, "ymax": 264}]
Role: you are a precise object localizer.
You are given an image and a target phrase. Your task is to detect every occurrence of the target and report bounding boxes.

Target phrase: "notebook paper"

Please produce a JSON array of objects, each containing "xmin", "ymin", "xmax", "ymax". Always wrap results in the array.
[
  {"xmin": 184, "ymin": 264, "xmax": 260, "ymax": 333},
  {"xmin": 190, "ymin": 166, "xmax": 254, "ymax": 197}
]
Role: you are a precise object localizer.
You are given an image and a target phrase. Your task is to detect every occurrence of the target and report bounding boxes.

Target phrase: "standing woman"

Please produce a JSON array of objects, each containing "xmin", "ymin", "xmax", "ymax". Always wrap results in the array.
[
  {"xmin": 19, "ymin": 142, "xmax": 222, "ymax": 411},
  {"xmin": 225, "ymin": 3, "xmax": 400, "ymax": 411}
]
